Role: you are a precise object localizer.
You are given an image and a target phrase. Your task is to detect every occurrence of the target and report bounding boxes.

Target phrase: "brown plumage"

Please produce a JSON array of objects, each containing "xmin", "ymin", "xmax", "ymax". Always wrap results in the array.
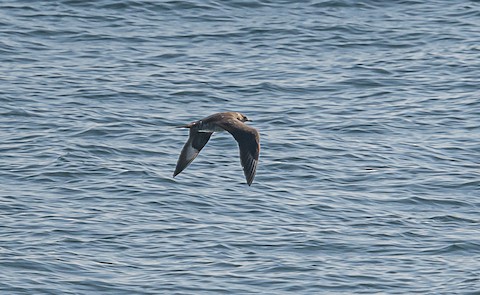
[{"xmin": 173, "ymin": 112, "xmax": 260, "ymax": 186}]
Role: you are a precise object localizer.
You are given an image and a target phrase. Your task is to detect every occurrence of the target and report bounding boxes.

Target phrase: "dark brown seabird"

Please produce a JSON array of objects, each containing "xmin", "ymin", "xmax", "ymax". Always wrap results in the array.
[{"xmin": 173, "ymin": 112, "xmax": 260, "ymax": 186}]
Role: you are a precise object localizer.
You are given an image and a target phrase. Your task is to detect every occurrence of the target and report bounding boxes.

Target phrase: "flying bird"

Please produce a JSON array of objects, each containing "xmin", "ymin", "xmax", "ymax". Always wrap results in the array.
[{"xmin": 173, "ymin": 112, "xmax": 260, "ymax": 186}]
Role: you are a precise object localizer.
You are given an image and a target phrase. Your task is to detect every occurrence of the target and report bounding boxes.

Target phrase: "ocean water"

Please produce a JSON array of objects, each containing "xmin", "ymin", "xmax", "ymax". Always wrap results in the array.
[{"xmin": 1, "ymin": 0, "xmax": 480, "ymax": 294}]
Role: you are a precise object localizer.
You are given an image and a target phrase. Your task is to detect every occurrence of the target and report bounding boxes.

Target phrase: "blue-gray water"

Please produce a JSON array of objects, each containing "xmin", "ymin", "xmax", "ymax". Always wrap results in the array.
[{"xmin": 1, "ymin": 0, "xmax": 480, "ymax": 294}]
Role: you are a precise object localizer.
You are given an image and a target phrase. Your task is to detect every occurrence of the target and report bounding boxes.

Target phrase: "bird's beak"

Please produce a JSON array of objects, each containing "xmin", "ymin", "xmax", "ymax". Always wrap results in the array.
[{"xmin": 246, "ymin": 119, "xmax": 252, "ymax": 122}]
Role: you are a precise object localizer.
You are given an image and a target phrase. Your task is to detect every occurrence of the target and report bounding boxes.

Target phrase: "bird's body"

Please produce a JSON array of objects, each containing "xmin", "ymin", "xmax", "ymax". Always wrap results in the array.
[{"xmin": 173, "ymin": 112, "xmax": 260, "ymax": 186}]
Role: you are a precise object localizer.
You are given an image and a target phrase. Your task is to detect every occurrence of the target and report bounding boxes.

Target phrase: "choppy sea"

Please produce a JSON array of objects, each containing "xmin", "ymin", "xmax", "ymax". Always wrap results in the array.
[{"xmin": 1, "ymin": 0, "xmax": 480, "ymax": 294}]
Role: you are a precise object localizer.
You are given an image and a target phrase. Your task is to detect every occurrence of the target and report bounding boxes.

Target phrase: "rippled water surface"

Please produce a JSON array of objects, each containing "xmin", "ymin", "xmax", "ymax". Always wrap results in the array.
[{"xmin": 1, "ymin": 0, "xmax": 480, "ymax": 294}]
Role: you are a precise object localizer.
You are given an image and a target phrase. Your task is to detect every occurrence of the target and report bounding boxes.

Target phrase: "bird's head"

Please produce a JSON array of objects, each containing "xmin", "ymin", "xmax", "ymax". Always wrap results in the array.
[{"xmin": 236, "ymin": 112, "xmax": 251, "ymax": 123}]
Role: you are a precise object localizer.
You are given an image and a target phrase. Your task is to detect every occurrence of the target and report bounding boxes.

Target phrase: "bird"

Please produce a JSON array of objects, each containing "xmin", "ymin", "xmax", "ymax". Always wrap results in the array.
[{"xmin": 173, "ymin": 112, "xmax": 260, "ymax": 186}]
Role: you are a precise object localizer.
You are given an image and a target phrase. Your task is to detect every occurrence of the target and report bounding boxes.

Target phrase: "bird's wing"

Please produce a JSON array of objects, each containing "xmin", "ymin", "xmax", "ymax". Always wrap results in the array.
[
  {"xmin": 218, "ymin": 120, "xmax": 260, "ymax": 186},
  {"xmin": 173, "ymin": 128, "xmax": 213, "ymax": 177}
]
